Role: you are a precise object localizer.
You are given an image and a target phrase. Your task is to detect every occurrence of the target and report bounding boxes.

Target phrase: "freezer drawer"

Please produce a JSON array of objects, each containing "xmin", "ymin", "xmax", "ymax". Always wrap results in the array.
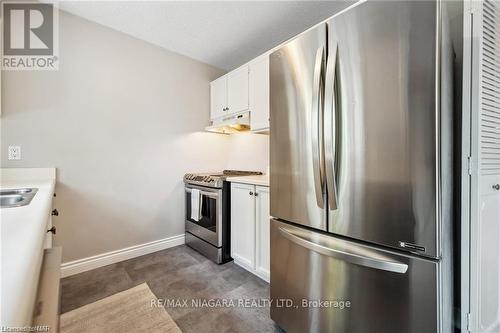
[{"xmin": 270, "ymin": 219, "xmax": 439, "ymax": 333}]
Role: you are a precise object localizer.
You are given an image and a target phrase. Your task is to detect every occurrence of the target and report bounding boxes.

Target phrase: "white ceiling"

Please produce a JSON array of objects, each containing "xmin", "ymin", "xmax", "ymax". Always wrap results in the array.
[{"xmin": 57, "ymin": 1, "xmax": 354, "ymax": 70}]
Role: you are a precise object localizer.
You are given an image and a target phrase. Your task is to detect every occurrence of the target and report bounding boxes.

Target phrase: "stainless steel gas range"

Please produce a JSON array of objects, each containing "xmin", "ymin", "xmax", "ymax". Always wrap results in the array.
[{"xmin": 183, "ymin": 170, "xmax": 262, "ymax": 264}]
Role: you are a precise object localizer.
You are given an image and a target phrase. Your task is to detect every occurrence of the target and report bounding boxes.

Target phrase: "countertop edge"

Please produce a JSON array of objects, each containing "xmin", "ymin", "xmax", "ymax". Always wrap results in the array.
[
  {"xmin": 1, "ymin": 178, "xmax": 56, "ymax": 327},
  {"xmin": 226, "ymin": 175, "xmax": 269, "ymax": 187}
]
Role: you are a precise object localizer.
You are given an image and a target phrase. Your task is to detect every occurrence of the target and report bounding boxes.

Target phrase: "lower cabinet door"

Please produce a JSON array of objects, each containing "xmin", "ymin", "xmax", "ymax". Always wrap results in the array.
[
  {"xmin": 270, "ymin": 219, "xmax": 439, "ymax": 333},
  {"xmin": 230, "ymin": 183, "xmax": 256, "ymax": 270},
  {"xmin": 255, "ymin": 186, "xmax": 270, "ymax": 281}
]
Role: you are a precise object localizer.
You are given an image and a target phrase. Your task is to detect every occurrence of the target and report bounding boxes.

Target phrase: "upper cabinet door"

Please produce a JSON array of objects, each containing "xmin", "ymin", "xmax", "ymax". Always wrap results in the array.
[
  {"xmin": 250, "ymin": 57, "xmax": 270, "ymax": 131},
  {"xmin": 227, "ymin": 66, "xmax": 249, "ymax": 114},
  {"xmin": 210, "ymin": 76, "xmax": 227, "ymax": 120}
]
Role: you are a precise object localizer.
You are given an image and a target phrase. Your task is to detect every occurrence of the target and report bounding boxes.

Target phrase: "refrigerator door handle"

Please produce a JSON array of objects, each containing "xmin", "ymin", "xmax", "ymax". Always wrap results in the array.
[
  {"xmin": 324, "ymin": 40, "xmax": 338, "ymax": 210},
  {"xmin": 311, "ymin": 46, "xmax": 325, "ymax": 209},
  {"xmin": 278, "ymin": 226, "xmax": 408, "ymax": 274}
]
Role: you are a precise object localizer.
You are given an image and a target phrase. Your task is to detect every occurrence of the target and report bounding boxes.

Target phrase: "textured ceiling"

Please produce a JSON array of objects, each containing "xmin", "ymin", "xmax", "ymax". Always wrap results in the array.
[{"xmin": 57, "ymin": 1, "xmax": 355, "ymax": 70}]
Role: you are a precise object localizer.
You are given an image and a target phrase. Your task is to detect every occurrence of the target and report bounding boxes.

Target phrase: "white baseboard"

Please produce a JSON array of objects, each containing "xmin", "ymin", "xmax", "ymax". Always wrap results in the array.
[{"xmin": 61, "ymin": 234, "xmax": 185, "ymax": 278}]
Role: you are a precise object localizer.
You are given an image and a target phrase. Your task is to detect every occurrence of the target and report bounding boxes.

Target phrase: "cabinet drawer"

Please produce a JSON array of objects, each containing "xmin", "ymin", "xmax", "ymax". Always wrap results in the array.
[{"xmin": 270, "ymin": 220, "xmax": 438, "ymax": 333}]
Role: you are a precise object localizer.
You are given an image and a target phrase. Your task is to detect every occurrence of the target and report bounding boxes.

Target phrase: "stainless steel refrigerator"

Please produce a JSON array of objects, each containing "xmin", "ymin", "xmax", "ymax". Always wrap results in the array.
[{"xmin": 269, "ymin": 1, "xmax": 455, "ymax": 332}]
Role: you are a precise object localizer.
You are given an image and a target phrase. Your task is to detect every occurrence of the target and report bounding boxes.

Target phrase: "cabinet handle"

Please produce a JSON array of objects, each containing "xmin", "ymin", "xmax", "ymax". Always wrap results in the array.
[
  {"xmin": 249, "ymin": 191, "xmax": 254, "ymax": 196},
  {"xmin": 47, "ymin": 226, "xmax": 56, "ymax": 235},
  {"xmin": 254, "ymin": 192, "xmax": 259, "ymax": 196},
  {"xmin": 51, "ymin": 209, "xmax": 59, "ymax": 216},
  {"xmin": 493, "ymin": 184, "xmax": 500, "ymax": 191}
]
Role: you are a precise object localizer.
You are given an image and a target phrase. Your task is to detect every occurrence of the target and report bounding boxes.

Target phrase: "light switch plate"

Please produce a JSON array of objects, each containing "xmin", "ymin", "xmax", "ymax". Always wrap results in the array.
[{"xmin": 8, "ymin": 145, "xmax": 21, "ymax": 160}]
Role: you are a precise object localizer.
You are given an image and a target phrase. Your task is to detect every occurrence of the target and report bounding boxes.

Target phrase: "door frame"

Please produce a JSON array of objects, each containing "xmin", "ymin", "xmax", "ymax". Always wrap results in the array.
[
  {"xmin": 462, "ymin": 1, "xmax": 500, "ymax": 332},
  {"xmin": 460, "ymin": 2, "xmax": 473, "ymax": 331}
]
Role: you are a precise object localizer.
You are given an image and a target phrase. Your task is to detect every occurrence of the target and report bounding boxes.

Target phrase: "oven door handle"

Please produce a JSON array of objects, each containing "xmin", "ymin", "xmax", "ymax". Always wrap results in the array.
[{"xmin": 185, "ymin": 187, "xmax": 219, "ymax": 199}]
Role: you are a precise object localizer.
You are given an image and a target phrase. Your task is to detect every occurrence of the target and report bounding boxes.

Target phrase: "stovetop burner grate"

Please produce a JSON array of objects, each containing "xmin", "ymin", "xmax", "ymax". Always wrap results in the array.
[
  {"xmin": 222, "ymin": 170, "xmax": 264, "ymax": 176},
  {"xmin": 184, "ymin": 170, "xmax": 263, "ymax": 188}
]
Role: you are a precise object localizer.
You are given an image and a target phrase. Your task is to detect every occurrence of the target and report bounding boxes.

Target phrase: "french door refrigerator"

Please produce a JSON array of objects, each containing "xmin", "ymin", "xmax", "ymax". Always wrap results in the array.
[{"xmin": 269, "ymin": 1, "xmax": 455, "ymax": 332}]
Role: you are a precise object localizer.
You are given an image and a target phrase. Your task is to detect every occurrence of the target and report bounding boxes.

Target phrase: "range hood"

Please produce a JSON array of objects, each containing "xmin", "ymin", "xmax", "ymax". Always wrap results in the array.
[{"xmin": 205, "ymin": 111, "xmax": 250, "ymax": 134}]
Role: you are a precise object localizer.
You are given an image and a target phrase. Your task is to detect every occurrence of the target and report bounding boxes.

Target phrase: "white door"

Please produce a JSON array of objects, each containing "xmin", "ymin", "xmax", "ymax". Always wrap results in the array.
[
  {"xmin": 249, "ymin": 56, "xmax": 270, "ymax": 131},
  {"xmin": 467, "ymin": 1, "xmax": 500, "ymax": 332},
  {"xmin": 227, "ymin": 66, "xmax": 249, "ymax": 115},
  {"xmin": 477, "ymin": 176, "xmax": 500, "ymax": 333},
  {"xmin": 210, "ymin": 76, "xmax": 227, "ymax": 120},
  {"xmin": 230, "ymin": 183, "xmax": 256, "ymax": 270},
  {"xmin": 255, "ymin": 185, "xmax": 270, "ymax": 282}
]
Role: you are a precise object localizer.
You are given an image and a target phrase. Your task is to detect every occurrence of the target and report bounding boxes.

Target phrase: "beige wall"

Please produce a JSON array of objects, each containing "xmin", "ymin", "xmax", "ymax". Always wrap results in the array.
[{"xmin": 0, "ymin": 11, "xmax": 269, "ymax": 262}]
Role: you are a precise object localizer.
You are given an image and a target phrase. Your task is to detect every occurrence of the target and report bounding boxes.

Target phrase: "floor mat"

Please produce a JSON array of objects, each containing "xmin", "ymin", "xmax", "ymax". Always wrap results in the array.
[{"xmin": 60, "ymin": 283, "xmax": 181, "ymax": 333}]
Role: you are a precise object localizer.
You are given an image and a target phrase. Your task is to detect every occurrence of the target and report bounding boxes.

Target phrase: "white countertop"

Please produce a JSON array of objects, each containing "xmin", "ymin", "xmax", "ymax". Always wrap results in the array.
[
  {"xmin": 1, "ymin": 169, "xmax": 56, "ymax": 327},
  {"xmin": 227, "ymin": 174, "xmax": 269, "ymax": 187}
]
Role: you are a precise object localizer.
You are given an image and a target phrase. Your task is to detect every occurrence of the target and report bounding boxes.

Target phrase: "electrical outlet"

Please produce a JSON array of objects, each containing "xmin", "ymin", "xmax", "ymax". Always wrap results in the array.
[{"xmin": 8, "ymin": 146, "xmax": 21, "ymax": 160}]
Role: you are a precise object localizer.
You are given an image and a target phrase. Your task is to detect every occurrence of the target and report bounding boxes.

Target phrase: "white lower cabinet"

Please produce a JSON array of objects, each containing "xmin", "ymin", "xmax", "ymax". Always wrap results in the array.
[
  {"xmin": 230, "ymin": 183, "xmax": 270, "ymax": 282},
  {"xmin": 254, "ymin": 186, "xmax": 270, "ymax": 280},
  {"xmin": 230, "ymin": 183, "xmax": 256, "ymax": 270}
]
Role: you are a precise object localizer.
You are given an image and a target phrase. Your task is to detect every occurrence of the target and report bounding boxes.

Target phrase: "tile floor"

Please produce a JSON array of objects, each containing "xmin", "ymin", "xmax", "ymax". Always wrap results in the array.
[{"xmin": 61, "ymin": 245, "xmax": 282, "ymax": 332}]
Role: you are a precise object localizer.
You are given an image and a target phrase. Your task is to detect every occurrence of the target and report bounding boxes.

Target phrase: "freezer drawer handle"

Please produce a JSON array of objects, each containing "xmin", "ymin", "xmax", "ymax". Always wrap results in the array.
[{"xmin": 278, "ymin": 226, "xmax": 408, "ymax": 274}]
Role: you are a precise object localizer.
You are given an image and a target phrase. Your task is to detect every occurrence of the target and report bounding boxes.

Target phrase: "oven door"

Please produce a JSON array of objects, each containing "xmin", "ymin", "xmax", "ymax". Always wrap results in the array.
[{"xmin": 185, "ymin": 184, "xmax": 222, "ymax": 247}]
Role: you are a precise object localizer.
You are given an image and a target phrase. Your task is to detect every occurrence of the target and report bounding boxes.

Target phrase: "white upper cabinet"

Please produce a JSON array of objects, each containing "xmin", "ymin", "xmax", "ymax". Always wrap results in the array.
[
  {"xmin": 209, "ymin": 56, "xmax": 270, "ymax": 132},
  {"xmin": 209, "ymin": 65, "xmax": 249, "ymax": 121},
  {"xmin": 210, "ymin": 76, "xmax": 227, "ymax": 120},
  {"xmin": 227, "ymin": 65, "xmax": 250, "ymax": 115},
  {"xmin": 249, "ymin": 56, "xmax": 270, "ymax": 132}
]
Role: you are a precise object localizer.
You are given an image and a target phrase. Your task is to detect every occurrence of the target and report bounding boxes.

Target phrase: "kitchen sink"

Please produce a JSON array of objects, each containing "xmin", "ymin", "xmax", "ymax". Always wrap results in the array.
[
  {"xmin": 1, "ymin": 195, "xmax": 23, "ymax": 206},
  {"xmin": 0, "ymin": 188, "xmax": 38, "ymax": 208},
  {"xmin": 0, "ymin": 188, "xmax": 33, "ymax": 196}
]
